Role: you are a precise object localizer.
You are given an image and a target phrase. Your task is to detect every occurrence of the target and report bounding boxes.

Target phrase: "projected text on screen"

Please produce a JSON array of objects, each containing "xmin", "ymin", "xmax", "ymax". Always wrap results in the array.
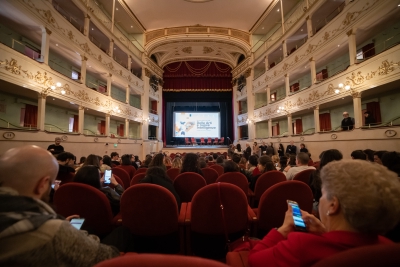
[{"xmin": 173, "ymin": 112, "xmax": 220, "ymax": 138}]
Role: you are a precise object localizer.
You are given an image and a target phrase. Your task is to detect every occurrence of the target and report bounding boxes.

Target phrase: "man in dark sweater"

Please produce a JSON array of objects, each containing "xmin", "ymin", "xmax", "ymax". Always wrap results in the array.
[
  {"xmin": 341, "ymin": 111, "xmax": 355, "ymax": 131},
  {"xmin": 286, "ymin": 140, "xmax": 297, "ymax": 155},
  {"xmin": 47, "ymin": 137, "xmax": 64, "ymax": 155}
]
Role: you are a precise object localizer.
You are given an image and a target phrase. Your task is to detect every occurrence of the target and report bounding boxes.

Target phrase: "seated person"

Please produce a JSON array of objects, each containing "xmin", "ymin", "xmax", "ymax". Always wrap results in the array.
[
  {"xmin": 180, "ymin": 153, "xmax": 203, "ymax": 176},
  {"xmin": 0, "ymin": 146, "xmax": 119, "ymax": 266},
  {"xmin": 73, "ymin": 166, "xmax": 124, "ymax": 216},
  {"xmin": 56, "ymin": 152, "xmax": 76, "ymax": 184},
  {"xmin": 351, "ymin": 150, "xmax": 367, "ymax": 160},
  {"xmin": 285, "ymin": 152, "xmax": 316, "ymax": 180},
  {"xmin": 249, "ymin": 156, "xmax": 275, "ymax": 191},
  {"xmin": 116, "ymin": 154, "xmax": 136, "ymax": 179},
  {"xmin": 110, "ymin": 152, "xmax": 120, "ymax": 166},
  {"xmin": 248, "ymin": 160, "xmax": 400, "ymax": 267}
]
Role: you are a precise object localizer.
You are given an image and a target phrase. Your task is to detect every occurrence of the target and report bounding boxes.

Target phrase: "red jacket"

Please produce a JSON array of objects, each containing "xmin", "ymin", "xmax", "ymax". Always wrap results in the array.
[{"xmin": 248, "ymin": 229, "xmax": 392, "ymax": 267}]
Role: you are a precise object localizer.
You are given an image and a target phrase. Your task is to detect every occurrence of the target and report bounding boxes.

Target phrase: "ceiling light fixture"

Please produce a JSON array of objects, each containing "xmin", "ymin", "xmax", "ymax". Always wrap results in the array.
[
  {"xmin": 92, "ymin": 28, "xmax": 94, "ymax": 30},
  {"xmin": 277, "ymin": 9, "xmax": 280, "ymax": 12},
  {"xmin": 131, "ymin": 26, "xmax": 133, "ymax": 28},
  {"xmin": 56, "ymin": 44, "xmax": 58, "ymax": 46},
  {"xmin": 301, "ymin": 29, "xmax": 303, "ymax": 31},
  {"xmin": 262, "ymin": 27, "xmax": 264, "ymax": 29},
  {"xmin": 116, "ymin": 8, "xmax": 118, "ymax": 10}
]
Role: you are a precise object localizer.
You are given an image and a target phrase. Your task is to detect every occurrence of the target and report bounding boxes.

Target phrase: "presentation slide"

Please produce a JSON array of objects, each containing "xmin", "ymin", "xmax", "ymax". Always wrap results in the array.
[{"xmin": 173, "ymin": 112, "xmax": 220, "ymax": 138}]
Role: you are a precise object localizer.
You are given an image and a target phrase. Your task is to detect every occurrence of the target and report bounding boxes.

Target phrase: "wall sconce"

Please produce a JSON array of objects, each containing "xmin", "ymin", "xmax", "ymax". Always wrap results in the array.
[
  {"xmin": 246, "ymin": 118, "xmax": 253, "ymax": 124},
  {"xmin": 334, "ymin": 83, "xmax": 351, "ymax": 94},
  {"xmin": 44, "ymin": 82, "xmax": 66, "ymax": 96},
  {"xmin": 277, "ymin": 106, "xmax": 290, "ymax": 114}
]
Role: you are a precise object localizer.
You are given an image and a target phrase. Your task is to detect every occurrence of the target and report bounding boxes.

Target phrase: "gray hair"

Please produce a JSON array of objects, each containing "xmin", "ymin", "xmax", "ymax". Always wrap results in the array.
[{"xmin": 321, "ymin": 160, "xmax": 400, "ymax": 234}]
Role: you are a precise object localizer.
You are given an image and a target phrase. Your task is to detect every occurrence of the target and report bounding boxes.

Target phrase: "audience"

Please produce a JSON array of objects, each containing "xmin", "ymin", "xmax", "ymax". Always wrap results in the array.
[
  {"xmin": 0, "ymin": 146, "xmax": 119, "ymax": 266},
  {"xmin": 350, "ymin": 150, "xmax": 367, "ymax": 160},
  {"xmin": 373, "ymin": 150, "xmax": 387, "ymax": 165},
  {"xmin": 116, "ymin": 154, "xmax": 136, "ymax": 178},
  {"xmin": 76, "ymin": 154, "xmax": 101, "ymax": 172},
  {"xmin": 363, "ymin": 149, "xmax": 375, "ymax": 162},
  {"xmin": 110, "ymin": 152, "xmax": 120, "ymax": 166},
  {"xmin": 284, "ymin": 152, "xmax": 316, "ymax": 180},
  {"xmin": 382, "ymin": 151, "xmax": 400, "ymax": 177},
  {"xmin": 249, "ymin": 155, "xmax": 275, "ymax": 191},
  {"xmin": 172, "ymin": 157, "xmax": 182, "ymax": 169},
  {"xmin": 248, "ymin": 160, "xmax": 400, "ymax": 267},
  {"xmin": 101, "ymin": 155, "xmax": 112, "ymax": 172},
  {"xmin": 278, "ymin": 156, "xmax": 288, "ymax": 172},
  {"xmin": 180, "ymin": 153, "xmax": 203, "ymax": 176},
  {"xmin": 56, "ymin": 152, "xmax": 76, "ymax": 184},
  {"xmin": 277, "ymin": 143, "xmax": 285, "ymax": 157},
  {"xmin": 140, "ymin": 154, "xmax": 153, "ymax": 168},
  {"xmin": 148, "ymin": 153, "xmax": 167, "ymax": 171},
  {"xmin": 224, "ymin": 160, "xmax": 240, "ymax": 173}
]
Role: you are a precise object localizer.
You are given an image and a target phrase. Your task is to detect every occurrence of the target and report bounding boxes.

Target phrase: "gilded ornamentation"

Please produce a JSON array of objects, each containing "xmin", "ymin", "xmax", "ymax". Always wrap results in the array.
[
  {"xmin": 182, "ymin": 47, "xmax": 192, "ymax": 54},
  {"xmin": 203, "ymin": 47, "xmax": 214, "ymax": 54},
  {"xmin": 294, "ymin": 56, "xmax": 299, "ymax": 62},
  {"xmin": 2, "ymin": 58, "xmax": 22, "ymax": 75},
  {"xmin": 346, "ymin": 71, "xmax": 364, "ymax": 86},
  {"xmin": 378, "ymin": 60, "xmax": 398, "ymax": 75},
  {"xmin": 68, "ymin": 31, "xmax": 74, "ymax": 40},
  {"xmin": 323, "ymin": 32, "xmax": 330, "ymax": 41},
  {"xmin": 282, "ymin": 63, "xmax": 289, "ymax": 71}
]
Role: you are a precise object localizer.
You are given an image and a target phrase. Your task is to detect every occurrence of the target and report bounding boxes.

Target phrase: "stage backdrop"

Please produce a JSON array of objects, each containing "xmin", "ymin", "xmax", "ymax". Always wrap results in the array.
[{"xmin": 162, "ymin": 61, "xmax": 233, "ymax": 146}]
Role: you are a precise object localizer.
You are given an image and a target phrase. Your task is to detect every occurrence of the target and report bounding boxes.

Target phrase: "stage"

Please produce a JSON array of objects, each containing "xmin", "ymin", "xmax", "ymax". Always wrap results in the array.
[{"xmin": 162, "ymin": 145, "xmax": 229, "ymax": 154}]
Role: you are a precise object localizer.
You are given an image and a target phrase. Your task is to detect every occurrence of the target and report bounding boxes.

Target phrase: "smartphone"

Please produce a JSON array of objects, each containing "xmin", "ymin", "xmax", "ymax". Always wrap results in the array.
[
  {"xmin": 51, "ymin": 180, "xmax": 61, "ymax": 189},
  {"xmin": 70, "ymin": 218, "xmax": 85, "ymax": 230},
  {"xmin": 287, "ymin": 200, "xmax": 307, "ymax": 232},
  {"xmin": 104, "ymin": 170, "xmax": 112, "ymax": 184}
]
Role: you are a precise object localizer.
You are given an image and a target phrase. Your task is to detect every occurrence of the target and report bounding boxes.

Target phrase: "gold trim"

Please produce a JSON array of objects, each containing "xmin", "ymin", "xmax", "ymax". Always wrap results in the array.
[{"xmin": 163, "ymin": 88, "xmax": 232, "ymax": 92}]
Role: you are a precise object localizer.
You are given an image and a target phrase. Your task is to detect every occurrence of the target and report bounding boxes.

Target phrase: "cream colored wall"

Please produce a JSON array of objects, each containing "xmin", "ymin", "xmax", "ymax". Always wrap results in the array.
[
  {"xmin": 45, "ymin": 103, "xmax": 77, "ymax": 131},
  {"xmin": 0, "ymin": 91, "xmax": 31, "ymax": 127},
  {"xmin": 255, "ymin": 120, "xmax": 268, "ymax": 138},
  {"xmin": 255, "ymin": 92, "xmax": 268, "ymax": 108}
]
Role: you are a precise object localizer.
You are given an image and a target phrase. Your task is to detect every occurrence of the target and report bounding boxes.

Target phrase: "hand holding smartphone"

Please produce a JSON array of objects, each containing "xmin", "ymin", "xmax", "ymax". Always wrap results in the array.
[
  {"xmin": 287, "ymin": 200, "xmax": 307, "ymax": 232},
  {"xmin": 70, "ymin": 218, "xmax": 85, "ymax": 230},
  {"xmin": 104, "ymin": 170, "xmax": 112, "ymax": 184}
]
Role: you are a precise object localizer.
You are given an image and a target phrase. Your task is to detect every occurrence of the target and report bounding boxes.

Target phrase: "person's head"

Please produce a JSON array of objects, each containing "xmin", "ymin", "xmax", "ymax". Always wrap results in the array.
[
  {"xmin": 55, "ymin": 137, "xmax": 61, "ymax": 145},
  {"xmin": 208, "ymin": 155, "xmax": 213, "ymax": 162},
  {"xmin": 149, "ymin": 153, "xmax": 165, "ymax": 168},
  {"xmin": 271, "ymin": 155, "xmax": 279, "ymax": 164},
  {"xmin": 239, "ymin": 157, "xmax": 247, "ymax": 166},
  {"xmin": 319, "ymin": 149, "xmax": 343, "ymax": 170},
  {"xmin": 364, "ymin": 111, "xmax": 371, "ymax": 117},
  {"xmin": 74, "ymin": 165, "xmax": 101, "ymax": 189},
  {"xmin": 231, "ymin": 153, "xmax": 241, "ymax": 164},
  {"xmin": 236, "ymin": 143, "xmax": 241, "ymax": 152},
  {"xmin": 290, "ymin": 140, "xmax": 294, "ymax": 145},
  {"xmin": 213, "ymin": 153, "xmax": 218, "ymax": 160},
  {"xmin": 224, "ymin": 160, "xmax": 239, "ymax": 173},
  {"xmin": 227, "ymin": 150, "xmax": 234, "ymax": 159},
  {"xmin": 198, "ymin": 158, "xmax": 207, "ymax": 168},
  {"xmin": 181, "ymin": 153, "xmax": 200, "ymax": 172},
  {"xmin": 257, "ymin": 155, "xmax": 275, "ymax": 173},
  {"xmin": 110, "ymin": 152, "xmax": 119, "ymax": 161},
  {"xmin": 288, "ymin": 154, "xmax": 296, "ymax": 165},
  {"xmin": 142, "ymin": 155, "xmax": 153, "ymax": 167},
  {"xmin": 343, "ymin": 111, "xmax": 349, "ymax": 118},
  {"xmin": 363, "ymin": 149, "xmax": 375, "ymax": 162},
  {"xmin": 82, "ymin": 154, "xmax": 100, "ymax": 168},
  {"xmin": 216, "ymin": 156, "xmax": 224, "ymax": 164},
  {"xmin": 0, "ymin": 145, "xmax": 59, "ymax": 202},
  {"xmin": 134, "ymin": 155, "xmax": 140, "ymax": 162},
  {"xmin": 296, "ymin": 152, "xmax": 310, "ymax": 166},
  {"xmin": 145, "ymin": 166, "xmax": 169, "ymax": 181},
  {"xmin": 164, "ymin": 156, "xmax": 172, "ymax": 165},
  {"xmin": 79, "ymin": 156, "xmax": 86, "ymax": 164},
  {"xmin": 120, "ymin": 154, "xmax": 132, "ymax": 166},
  {"xmin": 246, "ymin": 143, "xmax": 250, "ymax": 148},
  {"xmin": 350, "ymin": 150, "xmax": 366, "ymax": 160},
  {"xmin": 300, "ymin": 143, "xmax": 305, "ymax": 149},
  {"xmin": 57, "ymin": 152, "xmax": 75, "ymax": 166},
  {"xmin": 381, "ymin": 152, "xmax": 400, "ymax": 176},
  {"xmin": 248, "ymin": 155, "xmax": 258, "ymax": 167},
  {"xmin": 172, "ymin": 157, "xmax": 182, "ymax": 168},
  {"xmin": 253, "ymin": 142, "xmax": 257, "ymax": 146},
  {"xmin": 319, "ymin": 160, "xmax": 400, "ymax": 234},
  {"xmin": 102, "ymin": 155, "xmax": 112, "ymax": 167},
  {"xmin": 373, "ymin": 150, "xmax": 387, "ymax": 165}
]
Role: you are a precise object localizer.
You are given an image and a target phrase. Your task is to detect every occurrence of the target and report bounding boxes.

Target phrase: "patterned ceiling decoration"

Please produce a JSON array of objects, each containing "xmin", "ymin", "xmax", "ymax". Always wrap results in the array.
[
  {"xmin": 182, "ymin": 47, "xmax": 192, "ymax": 54},
  {"xmin": 203, "ymin": 46, "xmax": 214, "ymax": 54}
]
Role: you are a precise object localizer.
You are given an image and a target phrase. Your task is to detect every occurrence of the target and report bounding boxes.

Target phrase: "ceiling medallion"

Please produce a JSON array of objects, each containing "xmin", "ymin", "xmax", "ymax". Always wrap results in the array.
[{"xmin": 184, "ymin": 0, "xmax": 214, "ymax": 2}]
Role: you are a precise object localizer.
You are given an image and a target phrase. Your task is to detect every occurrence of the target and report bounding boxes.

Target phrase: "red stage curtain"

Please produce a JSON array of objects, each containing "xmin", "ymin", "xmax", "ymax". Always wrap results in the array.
[
  {"xmin": 73, "ymin": 115, "xmax": 79, "ymax": 132},
  {"xmin": 163, "ymin": 61, "xmax": 232, "ymax": 91},
  {"xmin": 276, "ymin": 123, "xmax": 280, "ymax": 135},
  {"xmin": 295, "ymin": 119, "xmax": 303, "ymax": 134},
  {"xmin": 319, "ymin": 113, "xmax": 332, "ymax": 131},
  {"xmin": 24, "ymin": 104, "xmax": 37, "ymax": 128},
  {"xmin": 366, "ymin": 102, "xmax": 381, "ymax": 123},
  {"xmin": 118, "ymin": 124, "xmax": 124, "ymax": 137},
  {"xmin": 99, "ymin": 120, "xmax": 105, "ymax": 135}
]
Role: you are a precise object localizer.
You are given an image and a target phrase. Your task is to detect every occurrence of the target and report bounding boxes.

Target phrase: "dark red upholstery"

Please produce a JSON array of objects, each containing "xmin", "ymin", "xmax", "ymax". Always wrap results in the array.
[
  {"xmin": 54, "ymin": 183, "xmax": 115, "ymax": 237},
  {"xmin": 226, "ymin": 251, "xmax": 249, "ymax": 267},
  {"xmin": 191, "ymin": 137, "xmax": 197, "ymax": 145},
  {"xmin": 113, "ymin": 175, "xmax": 124, "ymax": 189},
  {"xmin": 210, "ymin": 164, "xmax": 224, "ymax": 176},
  {"xmin": 173, "ymin": 172, "xmax": 206, "ymax": 202},
  {"xmin": 186, "ymin": 183, "xmax": 249, "ymax": 259},
  {"xmin": 185, "ymin": 137, "xmax": 191, "ymax": 145},
  {"xmin": 200, "ymin": 137, "xmax": 205, "ymax": 145},
  {"xmin": 130, "ymin": 173, "xmax": 146, "ymax": 186},
  {"xmin": 94, "ymin": 254, "xmax": 230, "ymax": 267},
  {"xmin": 120, "ymin": 184, "xmax": 185, "ymax": 253},
  {"xmin": 112, "ymin": 167, "xmax": 131, "ymax": 188},
  {"xmin": 311, "ymin": 243, "xmax": 400, "ymax": 267},
  {"xmin": 207, "ymin": 137, "xmax": 212, "ymax": 145},
  {"xmin": 56, "ymin": 171, "xmax": 75, "ymax": 185},
  {"xmin": 219, "ymin": 137, "xmax": 224, "ymax": 145},
  {"xmin": 201, "ymin": 167, "xmax": 219, "ymax": 184},
  {"xmin": 213, "ymin": 137, "xmax": 219, "ymax": 145},
  {"xmin": 254, "ymin": 180, "xmax": 313, "ymax": 238},
  {"xmin": 135, "ymin": 168, "xmax": 147, "ymax": 174},
  {"xmin": 116, "ymin": 165, "xmax": 136, "ymax": 179},
  {"xmin": 293, "ymin": 169, "xmax": 315, "ymax": 184},
  {"xmin": 216, "ymin": 172, "xmax": 248, "ymax": 195},
  {"xmin": 252, "ymin": 171, "xmax": 286, "ymax": 208},
  {"xmin": 167, "ymin": 168, "xmax": 181, "ymax": 181}
]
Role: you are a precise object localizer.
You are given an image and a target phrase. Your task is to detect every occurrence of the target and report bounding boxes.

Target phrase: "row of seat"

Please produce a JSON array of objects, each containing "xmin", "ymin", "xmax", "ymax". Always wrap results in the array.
[{"xmin": 184, "ymin": 137, "xmax": 225, "ymax": 145}]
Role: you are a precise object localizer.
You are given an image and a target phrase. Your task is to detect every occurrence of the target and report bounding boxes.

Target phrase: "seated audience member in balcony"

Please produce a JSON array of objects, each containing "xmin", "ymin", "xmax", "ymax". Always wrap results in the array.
[
  {"xmin": 248, "ymin": 160, "xmax": 400, "ymax": 267},
  {"xmin": 373, "ymin": 150, "xmax": 387, "ymax": 165},
  {"xmin": 110, "ymin": 152, "xmax": 120, "ymax": 166},
  {"xmin": 148, "ymin": 153, "xmax": 167, "ymax": 172},
  {"xmin": 382, "ymin": 151, "xmax": 400, "ymax": 177},
  {"xmin": 363, "ymin": 149, "xmax": 375, "ymax": 162},
  {"xmin": 285, "ymin": 152, "xmax": 316, "ymax": 180},
  {"xmin": 140, "ymin": 166, "xmax": 181, "ymax": 208},
  {"xmin": 101, "ymin": 155, "xmax": 112, "ymax": 173},
  {"xmin": 285, "ymin": 140, "xmax": 297, "ymax": 155},
  {"xmin": 278, "ymin": 143, "xmax": 285, "ymax": 157},
  {"xmin": 299, "ymin": 143, "xmax": 308, "ymax": 153},
  {"xmin": 47, "ymin": 137, "xmax": 64, "ymax": 155},
  {"xmin": 180, "ymin": 153, "xmax": 203, "ymax": 176},
  {"xmin": 117, "ymin": 154, "xmax": 136, "ymax": 178},
  {"xmin": 341, "ymin": 111, "xmax": 355, "ymax": 131},
  {"xmin": 56, "ymin": 152, "xmax": 76, "ymax": 184},
  {"xmin": 351, "ymin": 150, "xmax": 367, "ymax": 160},
  {"xmin": 172, "ymin": 157, "xmax": 182, "ymax": 169},
  {"xmin": 249, "ymin": 156, "xmax": 275, "ymax": 191},
  {"xmin": 74, "ymin": 165, "xmax": 124, "ymax": 216},
  {"xmin": 0, "ymin": 146, "xmax": 119, "ymax": 266},
  {"xmin": 364, "ymin": 111, "xmax": 376, "ymax": 126},
  {"xmin": 278, "ymin": 156, "xmax": 288, "ymax": 172}
]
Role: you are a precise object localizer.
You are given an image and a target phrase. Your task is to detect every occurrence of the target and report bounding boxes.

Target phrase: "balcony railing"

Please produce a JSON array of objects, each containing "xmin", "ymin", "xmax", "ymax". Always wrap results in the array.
[
  {"xmin": 52, "ymin": 2, "xmax": 83, "ymax": 34},
  {"xmin": 313, "ymin": 1, "xmax": 345, "ymax": 34},
  {"xmin": 356, "ymin": 32, "xmax": 400, "ymax": 63},
  {"xmin": 0, "ymin": 32, "xmax": 43, "ymax": 61},
  {"xmin": 149, "ymin": 109, "xmax": 158, "ymax": 115}
]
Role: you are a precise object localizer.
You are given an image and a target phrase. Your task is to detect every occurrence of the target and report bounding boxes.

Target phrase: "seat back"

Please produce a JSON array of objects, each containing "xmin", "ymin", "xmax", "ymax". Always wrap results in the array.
[
  {"xmin": 113, "ymin": 175, "xmax": 124, "ymax": 189},
  {"xmin": 56, "ymin": 171, "xmax": 75, "ymax": 185},
  {"xmin": 216, "ymin": 172, "xmax": 248, "ymax": 195},
  {"xmin": 135, "ymin": 168, "xmax": 147, "ymax": 174},
  {"xmin": 167, "ymin": 168, "xmax": 181, "ymax": 181},
  {"xmin": 209, "ymin": 164, "xmax": 224, "ymax": 176},
  {"xmin": 111, "ymin": 167, "xmax": 130, "ymax": 188},
  {"xmin": 201, "ymin": 167, "xmax": 219, "ymax": 184},
  {"xmin": 293, "ymin": 169, "xmax": 314, "ymax": 184},
  {"xmin": 254, "ymin": 171, "xmax": 286, "ymax": 203},
  {"xmin": 257, "ymin": 180, "xmax": 313, "ymax": 238},
  {"xmin": 131, "ymin": 172, "xmax": 146, "ymax": 186},
  {"xmin": 207, "ymin": 137, "xmax": 212, "ymax": 144},
  {"xmin": 173, "ymin": 172, "xmax": 206, "ymax": 202},
  {"xmin": 219, "ymin": 137, "xmax": 224, "ymax": 144},
  {"xmin": 214, "ymin": 137, "xmax": 219, "ymax": 144},
  {"xmin": 185, "ymin": 137, "xmax": 191, "ymax": 145},
  {"xmin": 54, "ymin": 183, "xmax": 114, "ymax": 237}
]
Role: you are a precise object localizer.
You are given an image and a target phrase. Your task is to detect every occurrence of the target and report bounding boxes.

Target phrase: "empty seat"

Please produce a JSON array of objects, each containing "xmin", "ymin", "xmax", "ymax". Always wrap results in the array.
[
  {"xmin": 210, "ymin": 164, "xmax": 224, "ymax": 176},
  {"xmin": 111, "ymin": 168, "xmax": 131, "ymax": 189},
  {"xmin": 167, "ymin": 168, "xmax": 181, "ymax": 181},
  {"xmin": 251, "ymin": 171, "xmax": 286, "ymax": 208},
  {"xmin": 216, "ymin": 172, "xmax": 249, "ymax": 195}
]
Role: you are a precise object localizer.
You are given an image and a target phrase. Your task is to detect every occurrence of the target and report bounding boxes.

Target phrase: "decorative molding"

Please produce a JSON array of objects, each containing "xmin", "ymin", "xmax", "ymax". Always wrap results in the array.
[
  {"xmin": 182, "ymin": 47, "xmax": 192, "ymax": 54},
  {"xmin": 203, "ymin": 46, "xmax": 214, "ymax": 54}
]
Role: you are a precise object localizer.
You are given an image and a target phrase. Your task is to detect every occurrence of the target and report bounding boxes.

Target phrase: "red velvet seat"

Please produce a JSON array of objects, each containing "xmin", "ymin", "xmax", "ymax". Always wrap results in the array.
[
  {"xmin": 251, "ymin": 171, "xmax": 286, "ymax": 208},
  {"xmin": 56, "ymin": 171, "xmax": 75, "ymax": 185},
  {"xmin": 112, "ymin": 167, "xmax": 131, "ymax": 188},
  {"xmin": 130, "ymin": 172, "xmax": 146, "ymax": 186},
  {"xmin": 185, "ymin": 137, "xmax": 191, "ymax": 146},
  {"xmin": 54, "ymin": 183, "xmax": 116, "ymax": 237},
  {"xmin": 226, "ymin": 251, "xmax": 249, "ymax": 267},
  {"xmin": 191, "ymin": 137, "xmax": 197, "ymax": 145},
  {"xmin": 201, "ymin": 167, "xmax": 219, "ymax": 184},
  {"xmin": 207, "ymin": 137, "xmax": 212, "ymax": 145},
  {"xmin": 167, "ymin": 168, "xmax": 181, "ymax": 181},
  {"xmin": 120, "ymin": 184, "xmax": 186, "ymax": 254},
  {"xmin": 293, "ymin": 169, "xmax": 315, "ymax": 184},
  {"xmin": 219, "ymin": 137, "xmax": 225, "ymax": 145},
  {"xmin": 116, "ymin": 164, "xmax": 136, "ymax": 179},
  {"xmin": 200, "ymin": 137, "xmax": 205, "ymax": 145},
  {"xmin": 253, "ymin": 180, "xmax": 313, "ymax": 238},
  {"xmin": 216, "ymin": 172, "xmax": 248, "ymax": 195},
  {"xmin": 135, "ymin": 168, "xmax": 147, "ymax": 174},
  {"xmin": 210, "ymin": 164, "xmax": 224, "ymax": 176},
  {"xmin": 94, "ymin": 254, "xmax": 230, "ymax": 267},
  {"xmin": 213, "ymin": 137, "xmax": 219, "ymax": 145},
  {"xmin": 173, "ymin": 172, "xmax": 206, "ymax": 202}
]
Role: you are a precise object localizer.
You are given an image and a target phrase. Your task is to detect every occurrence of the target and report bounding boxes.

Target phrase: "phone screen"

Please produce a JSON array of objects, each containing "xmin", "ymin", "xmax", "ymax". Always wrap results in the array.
[
  {"xmin": 288, "ymin": 200, "xmax": 307, "ymax": 232},
  {"xmin": 104, "ymin": 170, "xmax": 112, "ymax": 184},
  {"xmin": 70, "ymin": 218, "xmax": 85, "ymax": 230}
]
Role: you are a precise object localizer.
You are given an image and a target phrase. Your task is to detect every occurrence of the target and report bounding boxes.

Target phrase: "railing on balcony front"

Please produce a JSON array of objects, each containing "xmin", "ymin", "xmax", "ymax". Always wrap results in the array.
[
  {"xmin": 0, "ymin": 32, "xmax": 43, "ymax": 61},
  {"xmin": 313, "ymin": 1, "xmax": 346, "ymax": 34},
  {"xmin": 52, "ymin": 2, "xmax": 83, "ymax": 34},
  {"xmin": 149, "ymin": 109, "xmax": 158, "ymax": 115},
  {"xmin": 0, "ymin": 118, "xmax": 37, "ymax": 130},
  {"xmin": 356, "ymin": 32, "xmax": 400, "ymax": 63}
]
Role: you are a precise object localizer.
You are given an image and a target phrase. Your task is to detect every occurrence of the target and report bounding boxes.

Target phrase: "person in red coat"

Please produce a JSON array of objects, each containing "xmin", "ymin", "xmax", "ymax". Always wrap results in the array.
[{"xmin": 248, "ymin": 160, "xmax": 400, "ymax": 267}]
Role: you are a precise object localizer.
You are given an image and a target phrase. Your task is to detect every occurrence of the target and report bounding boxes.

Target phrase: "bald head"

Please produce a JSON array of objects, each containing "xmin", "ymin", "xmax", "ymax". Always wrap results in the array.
[{"xmin": 0, "ymin": 145, "xmax": 59, "ymax": 199}]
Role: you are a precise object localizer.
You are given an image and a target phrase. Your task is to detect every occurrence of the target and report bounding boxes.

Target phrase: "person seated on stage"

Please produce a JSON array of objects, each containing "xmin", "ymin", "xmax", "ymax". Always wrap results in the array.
[
  {"xmin": 249, "ymin": 156, "xmax": 275, "ymax": 191},
  {"xmin": 180, "ymin": 153, "xmax": 203, "ymax": 176},
  {"xmin": 248, "ymin": 160, "xmax": 400, "ymax": 267},
  {"xmin": 285, "ymin": 152, "xmax": 316, "ymax": 180},
  {"xmin": 0, "ymin": 146, "xmax": 119, "ymax": 266},
  {"xmin": 74, "ymin": 165, "xmax": 124, "ymax": 216},
  {"xmin": 116, "ymin": 154, "xmax": 136, "ymax": 179},
  {"xmin": 56, "ymin": 152, "xmax": 76, "ymax": 185},
  {"xmin": 172, "ymin": 157, "xmax": 182, "ymax": 169},
  {"xmin": 148, "ymin": 153, "xmax": 167, "ymax": 172},
  {"xmin": 351, "ymin": 150, "xmax": 367, "ymax": 160},
  {"xmin": 110, "ymin": 152, "xmax": 120, "ymax": 166},
  {"xmin": 47, "ymin": 137, "xmax": 64, "ymax": 155}
]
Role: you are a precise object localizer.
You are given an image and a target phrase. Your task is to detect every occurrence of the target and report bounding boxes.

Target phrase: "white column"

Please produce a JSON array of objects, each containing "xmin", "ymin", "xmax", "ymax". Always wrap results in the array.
[
  {"xmin": 353, "ymin": 92, "xmax": 362, "ymax": 129},
  {"xmin": 78, "ymin": 106, "xmax": 84, "ymax": 134},
  {"xmin": 314, "ymin": 105, "xmax": 320, "ymax": 132},
  {"xmin": 106, "ymin": 73, "xmax": 112, "ymax": 96},
  {"xmin": 125, "ymin": 85, "xmax": 130, "ymax": 104},
  {"xmin": 280, "ymin": 0, "xmax": 285, "ymax": 34},
  {"xmin": 268, "ymin": 118, "xmax": 272, "ymax": 138},
  {"xmin": 246, "ymin": 69, "xmax": 255, "ymax": 140},
  {"xmin": 306, "ymin": 16, "xmax": 313, "ymax": 38},
  {"xmin": 282, "ymin": 40, "xmax": 288, "ymax": 58},
  {"xmin": 111, "ymin": 0, "xmax": 116, "ymax": 33},
  {"xmin": 125, "ymin": 118, "xmax": 129, "ymax": 138},
  {"xmin": 80, "ymin": 55, "xmax": 87, "ymax": 84},
  {"xmin": 264, "ymin": 56, "xmax": 269, "ymax": 71},
  {"xmin": 285, "ymin": 74, "xmax": 290, "ymax": 96},
  {"xmin": 310, "ymin": 57, "xmax": 316, "ymax": 84},
  {"xmin": 233, "ymin": 84, "xmax": 239, "ymax": 142},
  {"xmin": 266, "ymin": 86, "xmax": 271, "ymax": 105},
  {"xmin": 108, "ymin": 39, "xmax": 114, "ymax": 57},
  {"xmin": 347, "ymin": 29, "xmax": 357, "ymax": 66},
  {"xmin": 105, "ymin": 113, "xmax": 110, "ymax": 136},
  {"xmin": 127, "ymin": 56, "xmax": 132, "ymax": 73},
  {"xmin": 287, "ymin": 114, "xmax": 293, "ymax": 136},
  {"xmin": 83, "ymin": 14, "xmax": 90, "ymax": 37},
  {"xmin": 37, "ymin": 94, "xmax": 46, "ymax": 131},
  {"xmin": 40, "ymin": 27, "xmax": 51, "ymax": 64}
]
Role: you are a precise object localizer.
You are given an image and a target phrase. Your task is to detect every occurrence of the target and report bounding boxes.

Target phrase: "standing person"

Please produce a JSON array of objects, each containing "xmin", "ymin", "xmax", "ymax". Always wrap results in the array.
[
  {"xmin": 341, "ymin": 111, "xmax": 355, "ymax": 131},
  {"xmin": 364, "ymin": 111, "xmax": 376, "ymax": 126},
  {"xmin": 278, "ymin": 143, "xmax": 285, "ymax": 157},
  {"xmin": 266, "ymin": 143, "xmax": 274, "ymax": 156},
  {"xmin": 286, "ymin": 141, "xmax": 297, "ymax": 155},
  {"xmin": 110, "ymin": 152, "xmax": 120, "ymax": 166},
  {"xmin": 299, "ymin": 143, "xmax": 308, "ymax": 153},
  {"xmin": 259, "ymin": 142, "xmax": 267, "ymax": 155},
  {"xmin": 243, "ymin": 143, "xmax": 252, "ymax": 160},
  {"xmin": 47, "ymin": 137, "xmax": 64, "ymax": 155},
  {"xmin": 253, "ymin": 142, "xmax": 260, "ymax": 157},
  {"xmin": 234, "ymin": 143, "xmax": 243, "ymax": 154}
]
